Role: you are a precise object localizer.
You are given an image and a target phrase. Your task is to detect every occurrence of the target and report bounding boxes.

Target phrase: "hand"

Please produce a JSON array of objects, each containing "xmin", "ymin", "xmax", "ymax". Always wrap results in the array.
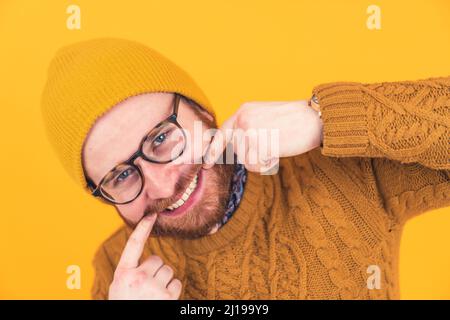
[
  {"xmin": 108, "ymin": 214, "xmax": 182, "ymax": 300},
  {"xmin": 203, "ymin": 100, "xmax": 323, "ymax": 173}
]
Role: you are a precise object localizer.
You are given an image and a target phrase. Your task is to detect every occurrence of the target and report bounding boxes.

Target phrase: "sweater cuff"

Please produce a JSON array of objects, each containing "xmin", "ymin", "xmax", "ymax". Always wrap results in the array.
[{"xmin": 312, "ymin": 82, "xmax": 371, "ymax": 158}]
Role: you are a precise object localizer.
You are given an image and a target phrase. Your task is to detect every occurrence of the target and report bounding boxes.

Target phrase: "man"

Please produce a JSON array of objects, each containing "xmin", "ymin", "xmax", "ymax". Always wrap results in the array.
[{"xmin": 41, "ymin": 38, "xmax": 449, "ymax": 300}]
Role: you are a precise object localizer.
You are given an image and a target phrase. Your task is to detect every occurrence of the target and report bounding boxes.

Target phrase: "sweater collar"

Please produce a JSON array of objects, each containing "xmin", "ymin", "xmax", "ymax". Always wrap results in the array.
[{"xmin": 178, "ymin": 170, "xmax": 264, "ymax": 255}]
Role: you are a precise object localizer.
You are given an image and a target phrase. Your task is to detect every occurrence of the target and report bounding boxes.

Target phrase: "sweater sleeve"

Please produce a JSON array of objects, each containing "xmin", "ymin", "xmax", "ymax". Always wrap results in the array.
[
  {"xmin": 91, "ymin": 244, "xmax": 115, "ymax": 300},
  {"xmin": 312, "ymin": 76, "xmax": 450, "ymax": 223}
]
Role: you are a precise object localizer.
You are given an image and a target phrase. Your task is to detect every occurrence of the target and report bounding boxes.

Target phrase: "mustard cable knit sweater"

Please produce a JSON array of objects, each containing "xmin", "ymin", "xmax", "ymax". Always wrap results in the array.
[{"xmin": 91, "ymin": 76, "xmax": 450, "ymax": 300}]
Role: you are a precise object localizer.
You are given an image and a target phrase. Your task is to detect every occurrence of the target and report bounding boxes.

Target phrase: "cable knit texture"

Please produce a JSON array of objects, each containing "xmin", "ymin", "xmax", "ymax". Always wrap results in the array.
[{"xmin": 91, "ymin": 77, "xmax": 450, "ymax": 300}]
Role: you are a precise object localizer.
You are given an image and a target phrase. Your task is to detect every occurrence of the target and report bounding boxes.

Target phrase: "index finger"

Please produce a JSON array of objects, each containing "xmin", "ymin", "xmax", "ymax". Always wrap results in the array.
[
  {"xmin": 117, "ymin": 214, "xmax": 157, "ymax": 269},
  {"xmin": 202, "ymin": 114, "xmax": 236, "ymax": 169}
]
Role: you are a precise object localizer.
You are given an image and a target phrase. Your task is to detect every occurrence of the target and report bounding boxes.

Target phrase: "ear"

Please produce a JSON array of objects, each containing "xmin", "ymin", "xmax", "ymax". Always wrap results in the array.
[
  {"xmin": 197, "ymin": 107, "xmax": 215, "ymax": 124},
  {"xmin": 181, "ymin": 95, "xmax": 217, "ymax": 127}
]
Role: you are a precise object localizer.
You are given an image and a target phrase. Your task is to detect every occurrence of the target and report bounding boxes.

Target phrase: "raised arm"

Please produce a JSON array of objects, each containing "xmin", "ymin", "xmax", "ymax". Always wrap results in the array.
[{"xmin": 313, "ymin": 76, "xmax": 450, "ymax": 223}]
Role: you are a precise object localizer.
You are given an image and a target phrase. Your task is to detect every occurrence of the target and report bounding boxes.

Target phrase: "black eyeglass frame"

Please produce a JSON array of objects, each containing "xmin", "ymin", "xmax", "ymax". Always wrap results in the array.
[{"xmin": 85, "ymin": 93, "xmax": 186, "ymax": 205}]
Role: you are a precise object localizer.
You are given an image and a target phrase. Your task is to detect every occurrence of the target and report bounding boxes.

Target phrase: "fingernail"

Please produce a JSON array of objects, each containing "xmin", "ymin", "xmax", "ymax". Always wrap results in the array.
[
  {"xmin": 202, "ymin": 153, "xmax": 209, "ymax": 165},
  {"xmin": 202, "ymin": 155, "xmax": 212, "ymax": 169}
]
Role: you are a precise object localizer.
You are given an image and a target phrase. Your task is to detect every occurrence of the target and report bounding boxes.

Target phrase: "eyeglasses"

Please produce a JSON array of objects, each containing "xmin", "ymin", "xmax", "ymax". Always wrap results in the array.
[{"xmin": 86, "ymin": 93, "xmax": 187, "ymax": 205}]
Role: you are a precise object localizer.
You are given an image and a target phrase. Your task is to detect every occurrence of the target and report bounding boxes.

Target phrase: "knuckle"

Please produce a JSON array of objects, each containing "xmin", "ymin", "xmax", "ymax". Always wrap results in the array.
[
  {"xmin": 147, "ymin": 255, "xmax": 163, "ymax": 267},
  {"xmin": 160, "ymin": 265, "xmax": 174, "ymax": 278},
  {"xmin": 136, "ymin": 269, "xmax": 148, "ymax": 281},
  {"xmin": 130, "ymin": 270, "xmax": 147, "ymax": 287},
  {"xmin": 236, "ymin": 112, "xmax": 251, "ymax": 129},
  {"xmin": 171, "ymin": 278, "xmax": 182, "ymax": 289}
]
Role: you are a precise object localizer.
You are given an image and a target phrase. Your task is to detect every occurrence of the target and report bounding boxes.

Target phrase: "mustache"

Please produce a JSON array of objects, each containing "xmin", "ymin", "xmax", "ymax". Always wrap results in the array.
[{"xmin": 142, "ymin": 164, "xmax": 202, "ymax": 216}]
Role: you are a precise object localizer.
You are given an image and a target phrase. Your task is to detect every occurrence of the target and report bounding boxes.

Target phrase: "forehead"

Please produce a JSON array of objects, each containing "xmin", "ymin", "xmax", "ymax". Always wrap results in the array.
[{"xmin": 82, "ymin": 92, "xmax": 174, "ymax": 183}]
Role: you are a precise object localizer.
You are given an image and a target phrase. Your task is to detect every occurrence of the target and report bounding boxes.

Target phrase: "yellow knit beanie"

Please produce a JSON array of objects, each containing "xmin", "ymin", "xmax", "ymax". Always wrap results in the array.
[{"xmin": 41, "ymin": 38, "xmax": 213, "ymax": 191}]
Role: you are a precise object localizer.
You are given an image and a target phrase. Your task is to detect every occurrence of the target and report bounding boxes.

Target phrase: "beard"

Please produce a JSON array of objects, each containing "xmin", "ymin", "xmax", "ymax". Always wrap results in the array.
[{"xmin": 120, "ymin": 161, "xmax": 236, "ymax": 240}]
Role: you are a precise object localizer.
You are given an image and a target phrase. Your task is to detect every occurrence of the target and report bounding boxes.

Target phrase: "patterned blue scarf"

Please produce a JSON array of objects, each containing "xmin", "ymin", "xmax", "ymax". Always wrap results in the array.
[{"xmin": 216, "ymin": 163, "xmax": 247, "ymax": 229}]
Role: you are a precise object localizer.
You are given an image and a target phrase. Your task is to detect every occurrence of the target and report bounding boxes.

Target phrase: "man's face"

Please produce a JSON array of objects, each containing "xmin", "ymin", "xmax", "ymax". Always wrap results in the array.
[{"xmin": 83, "ymin": 93, "xmax": 235, "ymax": 239}]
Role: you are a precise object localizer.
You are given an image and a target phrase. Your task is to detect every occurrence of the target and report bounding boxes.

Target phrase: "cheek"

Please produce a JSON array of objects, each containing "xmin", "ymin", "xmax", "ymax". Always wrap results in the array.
[{"xmin": 116, "ymin": 201, "xmax": 146, "ymax": 224}]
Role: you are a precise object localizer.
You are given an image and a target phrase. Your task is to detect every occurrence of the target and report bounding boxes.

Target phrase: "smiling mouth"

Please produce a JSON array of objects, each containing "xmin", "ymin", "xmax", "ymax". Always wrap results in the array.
[
  {"xmin": 166, "ymin": 174, "xmax": 198, "ymax": 210},
  {"xmin": 159, "ymin": 170, "xmax": 203, "ymax": 217}
]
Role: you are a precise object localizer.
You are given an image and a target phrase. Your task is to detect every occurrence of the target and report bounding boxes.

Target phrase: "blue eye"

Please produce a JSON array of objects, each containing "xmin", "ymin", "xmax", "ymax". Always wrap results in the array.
[
  {"xmin": 153, "ymin": 133, "xmax": 167, "ymax": 146},
  {"xmin": 117, "ymin": 169, "xmax": 131, "ymax": 182}
]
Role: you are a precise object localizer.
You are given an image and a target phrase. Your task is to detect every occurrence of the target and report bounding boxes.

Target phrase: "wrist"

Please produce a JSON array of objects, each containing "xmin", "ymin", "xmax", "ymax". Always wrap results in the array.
[
  {"xmin": 309, "ymin": 94, "xmax": 321, "ymax": 118},
  {"xmin": 308, "ymin": 94, "xmax": 323, "ymax": 148}
]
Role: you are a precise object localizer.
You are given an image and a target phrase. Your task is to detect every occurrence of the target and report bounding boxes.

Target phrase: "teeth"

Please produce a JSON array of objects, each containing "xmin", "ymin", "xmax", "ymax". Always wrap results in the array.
[{"xmin": 165, "ymin": 174, "xmax": 198, "ymax": 211}]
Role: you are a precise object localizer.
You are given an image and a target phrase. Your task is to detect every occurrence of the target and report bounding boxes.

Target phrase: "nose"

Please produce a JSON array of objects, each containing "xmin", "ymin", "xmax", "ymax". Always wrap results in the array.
[{"xmin": 134, "ymin": 157, "xmax": 179, "ymax": 200}]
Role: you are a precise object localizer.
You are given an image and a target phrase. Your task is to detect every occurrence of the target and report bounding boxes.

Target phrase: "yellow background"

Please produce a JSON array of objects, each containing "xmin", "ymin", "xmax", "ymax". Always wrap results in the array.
[{"xmin": 0, "ymin": 0, "xmax": 449, "ymax": 299}]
